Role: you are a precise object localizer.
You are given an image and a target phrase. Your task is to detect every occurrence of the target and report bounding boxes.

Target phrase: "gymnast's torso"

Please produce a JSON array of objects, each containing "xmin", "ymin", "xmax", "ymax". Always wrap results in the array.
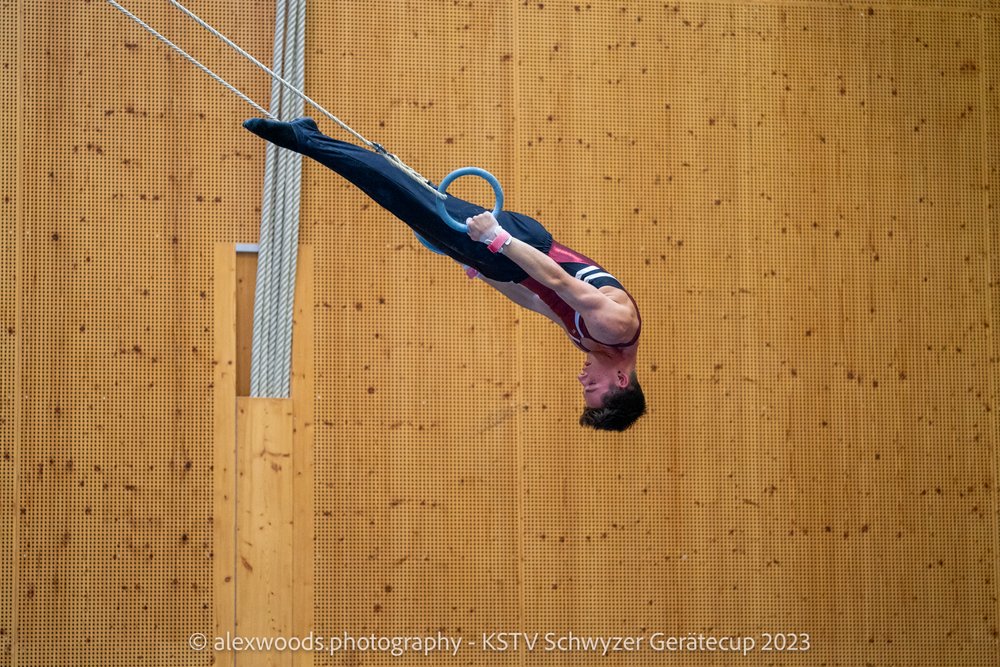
[{"xmin": 517, "ymin": 241, "xmax": 641, "ymax": 352}]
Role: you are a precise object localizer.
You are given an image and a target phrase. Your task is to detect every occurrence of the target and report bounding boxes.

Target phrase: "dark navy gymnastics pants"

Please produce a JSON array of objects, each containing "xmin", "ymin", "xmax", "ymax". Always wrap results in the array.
[{"xmin": 272, "ymin": 118, "xmax": 553, "ymax": 283}]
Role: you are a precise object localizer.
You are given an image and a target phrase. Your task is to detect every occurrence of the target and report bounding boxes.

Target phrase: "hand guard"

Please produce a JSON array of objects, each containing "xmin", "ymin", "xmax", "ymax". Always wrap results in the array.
[{"xmin": 466, "ymin": 213, "xmax": 512, "ymax": 254}]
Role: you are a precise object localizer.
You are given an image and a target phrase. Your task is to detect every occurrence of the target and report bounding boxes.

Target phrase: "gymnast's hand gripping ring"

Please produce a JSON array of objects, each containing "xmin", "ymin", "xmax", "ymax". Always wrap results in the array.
[{"xmin": 435, "ymin": 167, "xmax": 505, "ymax": 233}]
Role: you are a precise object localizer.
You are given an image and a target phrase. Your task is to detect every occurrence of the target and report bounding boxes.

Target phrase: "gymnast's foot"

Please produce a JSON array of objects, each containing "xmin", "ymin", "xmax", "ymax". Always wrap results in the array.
[{"xmin": 242, "ymin": 117, "xmax": 318, "ymax": 150}]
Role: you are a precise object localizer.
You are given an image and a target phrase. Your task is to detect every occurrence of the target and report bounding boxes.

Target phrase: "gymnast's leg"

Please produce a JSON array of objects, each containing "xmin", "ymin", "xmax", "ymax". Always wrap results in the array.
[{"xmin": 243, "ymin": 117, "xmax": 552, "ymax": 281}]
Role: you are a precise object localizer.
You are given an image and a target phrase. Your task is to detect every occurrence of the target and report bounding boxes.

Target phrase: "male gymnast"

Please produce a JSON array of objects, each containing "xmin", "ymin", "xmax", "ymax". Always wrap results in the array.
[{"xmin": 244, "ymin": 117, "xmax": 645, "ymax": 431}]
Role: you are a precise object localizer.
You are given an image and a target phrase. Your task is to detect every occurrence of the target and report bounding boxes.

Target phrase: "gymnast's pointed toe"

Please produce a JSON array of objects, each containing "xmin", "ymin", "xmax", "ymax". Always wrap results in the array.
[
  {"xmin": 291, "ymin": 117, "xmax": 319, "ymax": 132},
  {"xmin": 241, "ymin": 117, "xmax": 299, "ymax": 150}
]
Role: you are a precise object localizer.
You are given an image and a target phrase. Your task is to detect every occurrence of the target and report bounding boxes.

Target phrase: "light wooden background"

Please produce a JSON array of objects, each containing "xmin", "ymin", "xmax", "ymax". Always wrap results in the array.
[{"xmin": 2, "ymin": 0, "xmax": 998, "ymax": 665}]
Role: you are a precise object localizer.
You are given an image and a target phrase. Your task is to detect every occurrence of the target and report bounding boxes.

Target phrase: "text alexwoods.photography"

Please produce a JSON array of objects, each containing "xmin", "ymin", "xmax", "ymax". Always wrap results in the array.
[{"xmin": 195, "ymin": 630, "xmax": 812, "ymax": 657}]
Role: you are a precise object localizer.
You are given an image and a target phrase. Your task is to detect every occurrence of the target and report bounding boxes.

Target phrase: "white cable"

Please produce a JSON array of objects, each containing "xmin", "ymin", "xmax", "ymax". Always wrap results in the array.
[
  {"xmin": 110, "ymin": 0, "xmax": 453, "ymax": 393},
  {"xmin": 167, "ymin": 0, "xmax": 445, "ymax": 200},
  {"xmin": 111, "ymin": 0, "xmax": 446, "ymax": 200},
  {"xmin": 170, "ymin": 0, "xmax": 369, "ymax": 149},
  {"xmin": 106, "ymin": 0, "xmax": 274, "ymax": 119}
]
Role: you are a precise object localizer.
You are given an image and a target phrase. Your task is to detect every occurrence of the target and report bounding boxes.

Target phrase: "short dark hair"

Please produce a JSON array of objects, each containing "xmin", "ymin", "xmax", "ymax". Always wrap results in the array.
[{"xmin": 579, "ymin": 371, "xmax": 646, "ymax": 432}]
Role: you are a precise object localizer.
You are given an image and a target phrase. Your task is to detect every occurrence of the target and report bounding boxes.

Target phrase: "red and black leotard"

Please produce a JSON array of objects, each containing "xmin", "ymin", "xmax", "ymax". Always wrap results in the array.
[{"xmin": 518, "ymin": 241, "xmax": 641, "ymax": 351}]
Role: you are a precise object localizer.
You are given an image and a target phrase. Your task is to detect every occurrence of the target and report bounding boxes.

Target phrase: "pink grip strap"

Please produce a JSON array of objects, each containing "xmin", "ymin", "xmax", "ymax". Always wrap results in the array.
[{"xmin": 487, "ymin": 230, "xmax": 512, "ymax": 254}]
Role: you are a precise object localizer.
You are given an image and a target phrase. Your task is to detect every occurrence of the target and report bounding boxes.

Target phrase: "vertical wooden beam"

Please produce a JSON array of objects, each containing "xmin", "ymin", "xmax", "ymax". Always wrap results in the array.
[
  {"xmin": 290, "ymin": 246, "xmax": 314, "ymax": 667},
  {"xmin": 213, "ymin": 244, "xmax": 238, "ymax": 667}
]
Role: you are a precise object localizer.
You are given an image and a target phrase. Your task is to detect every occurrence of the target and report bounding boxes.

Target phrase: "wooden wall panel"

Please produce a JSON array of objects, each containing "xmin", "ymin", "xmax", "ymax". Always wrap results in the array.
[
  {"xmin": 985, "ymin": 11, "xmax": 1000, "ymax": 662},
  {"xmin": 12, "ymin": 0, "xmax": 265, "ymax": 663},
  {"xmin": 515, "ymin": 0, "xmax": 750, "ymax": 643},
  {"xmin": 1, "ymin": 0, "xmax": 19, "ymax": 662},
  {"xmin": 289, "ymin": 245, "xmax": 315, "ymax": 667},
  {"xmin": 744, "ymin": 6, "xmax": 994, "ymax": 662},
  {"xmin": 514, "ymin": 2, "xmax": 997, "ymax": 666},
  {"xmin": 305, "ymin": 2, "xmax": 522, "ymax": 659},
  {"xmin": 2, "ymin": 1, "xmax": 998, "ymax": 666}
]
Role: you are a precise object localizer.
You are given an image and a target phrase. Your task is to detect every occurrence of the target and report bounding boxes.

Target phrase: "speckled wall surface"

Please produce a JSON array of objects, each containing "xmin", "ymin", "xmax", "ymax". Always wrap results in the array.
[
  {"xmin": 4, "ymin": 0, "xmax": 999, "ymax": 665},
  {"xmin": 1, "ymin": 0, "xmax": 17, "ymax": 660}
]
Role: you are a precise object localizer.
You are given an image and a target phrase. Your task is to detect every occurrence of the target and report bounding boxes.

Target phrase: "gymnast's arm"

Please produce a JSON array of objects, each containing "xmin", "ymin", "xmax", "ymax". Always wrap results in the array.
[
  {"xmin": 474, "ymin": 275, "xmax": 561, "ymax": 324},
  {"xmin": 499, "ymin": 238, "xmax": 625, "ymax": 320},
  {"xmin": 466, "ymin": 212, "xmax": 631, "ymax": 326}
]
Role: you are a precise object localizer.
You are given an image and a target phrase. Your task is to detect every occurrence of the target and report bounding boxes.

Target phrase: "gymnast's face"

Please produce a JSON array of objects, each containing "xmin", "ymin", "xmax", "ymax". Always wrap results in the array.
[{"xmin": 578, "ymin": 353, "xmax": 629, "ymax": 408}]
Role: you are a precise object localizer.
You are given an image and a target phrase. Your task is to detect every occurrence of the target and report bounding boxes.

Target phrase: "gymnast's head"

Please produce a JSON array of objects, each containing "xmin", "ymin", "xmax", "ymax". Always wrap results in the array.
[{"xmin": 576, "ymin": 352, "xmax": 646, "ymax": 432}]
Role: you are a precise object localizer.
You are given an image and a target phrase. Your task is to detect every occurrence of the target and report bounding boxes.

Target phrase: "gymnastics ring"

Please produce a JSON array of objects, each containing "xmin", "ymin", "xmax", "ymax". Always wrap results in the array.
[{"xmin": 435, "ymin": 167, "xmax": 504, "ymax": 233}]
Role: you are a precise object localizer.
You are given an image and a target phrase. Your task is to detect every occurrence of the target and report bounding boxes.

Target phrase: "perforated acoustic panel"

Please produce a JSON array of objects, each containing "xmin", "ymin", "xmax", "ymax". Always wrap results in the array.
[
  {"xmin": 4, "ymin": 1, "xmax": 1000, "ymax": 665},
  {"xmin": 306, "ymin": 3, "xmax": 521, "ymax": 665},
  {"xmin": 12, "ymin": 0, "xmax": 267, "ymax": 664},
  {"xmin": 2, "ymin": 0, "xmax": 18, "ymax": 663},
  {"xmin": 516, "ymin": 4, "xmax": 1000, "ymax": 663}
]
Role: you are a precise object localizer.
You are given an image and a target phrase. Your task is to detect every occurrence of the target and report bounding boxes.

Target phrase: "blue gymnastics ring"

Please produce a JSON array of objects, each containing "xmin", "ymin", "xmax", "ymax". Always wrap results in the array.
[
  {"xmin": 435, "ymin": 167, "xmax": 504, "ymax": 233},
  {"xmin": 414, "ymin": 232, "xmax": 445, "ymax": 255}
]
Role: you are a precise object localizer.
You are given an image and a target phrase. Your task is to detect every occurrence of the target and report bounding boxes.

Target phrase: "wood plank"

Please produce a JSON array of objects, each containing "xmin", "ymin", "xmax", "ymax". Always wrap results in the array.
[
  {"xmin": 213, "ymin": 244, "xmax": 238, "ymax": 667},
  {"xmin": 290, "ymin": 246, "xmax": 314, "ymax": 667},
  {"xmin": 236, "ymin": 397, "xmax": 294, "ymax": 667}
]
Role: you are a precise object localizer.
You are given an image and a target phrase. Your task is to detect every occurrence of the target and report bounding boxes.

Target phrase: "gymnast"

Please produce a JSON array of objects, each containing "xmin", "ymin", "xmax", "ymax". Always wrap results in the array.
[{"xmin": 244, "ymin": 116, "xmax": 646, "ymax": 431}]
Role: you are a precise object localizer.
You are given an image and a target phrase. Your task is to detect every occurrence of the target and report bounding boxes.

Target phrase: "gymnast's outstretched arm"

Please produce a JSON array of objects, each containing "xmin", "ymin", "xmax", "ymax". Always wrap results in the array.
[
  {"xmin": 466, "ymin": 212, "xmax": 635, "ymax": 332},
  {"xmin": 473, "ymin": 274, "xmax": 561, "ymax": 324}
]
